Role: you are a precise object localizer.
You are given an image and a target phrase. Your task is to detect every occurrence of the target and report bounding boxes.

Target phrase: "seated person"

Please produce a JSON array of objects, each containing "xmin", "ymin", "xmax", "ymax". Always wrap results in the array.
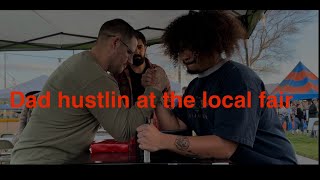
[{"xmin": 12, "ymin": 91, "xmax": 40, "ymax": 145}]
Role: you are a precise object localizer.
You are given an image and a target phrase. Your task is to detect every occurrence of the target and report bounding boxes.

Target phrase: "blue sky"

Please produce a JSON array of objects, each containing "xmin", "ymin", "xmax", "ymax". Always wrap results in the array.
[
  {"xmin": 0, "ymin": 10, "xmax": 318, "ymax": 89},
  {"xmin": 258, "ymin": 11, "xmax": 319, "ymax": 84}
]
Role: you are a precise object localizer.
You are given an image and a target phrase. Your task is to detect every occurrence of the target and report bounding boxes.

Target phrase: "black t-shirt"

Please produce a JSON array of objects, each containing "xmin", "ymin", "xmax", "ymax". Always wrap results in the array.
[
  {"xmin": 309, "ymin": 103, "xmax": 318, "ymax": 117},
  {"xmin": 172, "ymin": 60, "xmax": 297, "ymax": 164},
  {"xmin": 296, "ymin": 107, "xmax": 304, "ymax": 121},
  {"xmin": 128, "ymin": 66, "xmax": 148, "ymax": 104}
]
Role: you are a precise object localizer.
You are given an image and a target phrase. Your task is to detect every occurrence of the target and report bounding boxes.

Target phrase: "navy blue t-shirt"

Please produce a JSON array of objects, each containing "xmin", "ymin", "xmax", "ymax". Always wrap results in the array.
[{"xmin": 172, "ymin": 60, "xmax": 297, "ymax": 164}]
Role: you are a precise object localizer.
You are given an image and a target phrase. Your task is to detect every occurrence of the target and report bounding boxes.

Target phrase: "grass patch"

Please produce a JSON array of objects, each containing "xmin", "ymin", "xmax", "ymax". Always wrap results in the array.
[{"xmin": 286, "ymin": 132, "xmax": 318, "ymax": 160}]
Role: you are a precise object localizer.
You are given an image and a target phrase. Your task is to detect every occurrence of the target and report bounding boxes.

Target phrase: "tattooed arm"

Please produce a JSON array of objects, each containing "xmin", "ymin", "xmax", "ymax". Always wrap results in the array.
[
  {"xmin": 160, "ymin": 134, "xmax": 238, "ymax": 159},
  {"xmin": 137, "ymin": 124, "xmax": 238, "ymax": 159}
]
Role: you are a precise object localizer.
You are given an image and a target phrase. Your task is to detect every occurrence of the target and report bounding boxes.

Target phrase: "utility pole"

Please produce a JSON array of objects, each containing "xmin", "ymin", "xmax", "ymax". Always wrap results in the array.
[
  {"xmin": 244, "ymin": 39, "xmax": 250, "ymax": 67},
  {"xmin": 178, "ymin": 63, "xmax": 181, "ymax": 85},
  {"xmin": 4, "ymin": 53, "xmax": 7, "ymax": 88}
]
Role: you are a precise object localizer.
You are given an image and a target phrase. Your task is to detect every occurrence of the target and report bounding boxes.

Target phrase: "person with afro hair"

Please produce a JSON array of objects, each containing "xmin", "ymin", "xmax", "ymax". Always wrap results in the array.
[{"xmin": 137, "ymin": 10, "xmax": 297, "ymax": 165}]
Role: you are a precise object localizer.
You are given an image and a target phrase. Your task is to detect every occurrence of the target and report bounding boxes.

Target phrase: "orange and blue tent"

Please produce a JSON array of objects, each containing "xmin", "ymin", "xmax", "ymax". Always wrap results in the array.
[{"xmin": 271, "ymin": 61, "xmax": 318, "ymax": 100}]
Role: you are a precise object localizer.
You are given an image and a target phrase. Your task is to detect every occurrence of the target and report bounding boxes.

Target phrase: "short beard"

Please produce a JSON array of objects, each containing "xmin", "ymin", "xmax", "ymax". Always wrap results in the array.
[{"xmin": 132, "ymin": 54, "xmax": 145, "ymax": 66}]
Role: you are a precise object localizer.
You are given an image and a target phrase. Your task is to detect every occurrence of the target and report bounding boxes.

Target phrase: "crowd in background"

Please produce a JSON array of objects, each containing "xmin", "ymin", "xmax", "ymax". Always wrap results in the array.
[{"xmin": 278, "ymin": 98, "xmax": 318, "ymax": 135}]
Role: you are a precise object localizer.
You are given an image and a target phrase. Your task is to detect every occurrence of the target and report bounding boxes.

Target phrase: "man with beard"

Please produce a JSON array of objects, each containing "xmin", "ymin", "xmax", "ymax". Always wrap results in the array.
[
  {"xmin": 112, "ymin": 30, "xmax": 170, "ymax": 154},
  {"xmin": 136, "ymin": 11, "xmax": 297, "ymax": 165},
  {"xmin": 116, "ymin": 30, "xmax": 171, "ymax": 109}
]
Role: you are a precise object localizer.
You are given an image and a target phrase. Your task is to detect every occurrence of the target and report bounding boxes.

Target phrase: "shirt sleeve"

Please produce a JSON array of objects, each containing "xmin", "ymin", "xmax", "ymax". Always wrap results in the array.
[{"xmin": 83, "ymin": 75, "xmax": 163, "ymax": 142}]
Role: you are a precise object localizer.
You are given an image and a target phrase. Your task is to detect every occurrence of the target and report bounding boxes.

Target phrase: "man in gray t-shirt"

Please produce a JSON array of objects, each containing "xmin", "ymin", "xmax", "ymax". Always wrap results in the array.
[{"xmin": 11, "ymin": 19, "xmax": 169, "ymax": 164}]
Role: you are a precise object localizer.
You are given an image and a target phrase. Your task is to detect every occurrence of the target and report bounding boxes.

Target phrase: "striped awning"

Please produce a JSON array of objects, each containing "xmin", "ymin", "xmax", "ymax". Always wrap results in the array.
[{"xmin": 271, "ymin": 61, "xmax": 319, "ymax": 100}]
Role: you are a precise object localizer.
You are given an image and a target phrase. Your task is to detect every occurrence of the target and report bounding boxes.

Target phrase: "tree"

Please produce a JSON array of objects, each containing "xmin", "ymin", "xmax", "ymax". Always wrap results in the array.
[{"xmin": 234, "ymin": 10, "xmax": 316, "ymax": 73}]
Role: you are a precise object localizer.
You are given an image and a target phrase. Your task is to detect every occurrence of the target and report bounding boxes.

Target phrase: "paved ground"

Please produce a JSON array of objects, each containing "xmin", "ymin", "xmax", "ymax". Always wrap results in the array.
[{"xmin": 296, "ymin": 154, "xmax": 318, "ymax": 164}]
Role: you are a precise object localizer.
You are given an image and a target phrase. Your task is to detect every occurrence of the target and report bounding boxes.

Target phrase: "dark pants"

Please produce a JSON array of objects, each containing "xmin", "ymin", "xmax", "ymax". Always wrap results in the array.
[{"xmin": 294, "ymin": 117, "xmax": 304, "ymax": 131}]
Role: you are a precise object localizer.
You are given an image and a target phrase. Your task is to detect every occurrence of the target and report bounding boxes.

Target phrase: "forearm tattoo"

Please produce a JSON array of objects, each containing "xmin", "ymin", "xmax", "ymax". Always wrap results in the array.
[
  {"xmin": 175, "ymin": 136, "xmax": 190, "ymax": 151},
  {"xmin": 174, "ymin": 136, "xmax": 202, "ymax": 159}
]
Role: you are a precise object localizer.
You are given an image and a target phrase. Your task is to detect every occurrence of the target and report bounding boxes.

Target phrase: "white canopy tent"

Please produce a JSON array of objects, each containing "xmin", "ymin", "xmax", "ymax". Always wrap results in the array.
[{"xmin": 0, "ymin": 10, "xmax": 266, "ymax": 51}]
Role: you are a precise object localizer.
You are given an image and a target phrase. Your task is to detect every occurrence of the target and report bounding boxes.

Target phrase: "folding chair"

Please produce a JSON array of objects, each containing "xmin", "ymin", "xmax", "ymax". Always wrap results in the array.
[
  {"xmin": 0, "ymin": 134, "xmax": 15, "ymax": 139},
  {"xmin": 0, "ymin": 139, "xmax": 14, "ymax": 164}
]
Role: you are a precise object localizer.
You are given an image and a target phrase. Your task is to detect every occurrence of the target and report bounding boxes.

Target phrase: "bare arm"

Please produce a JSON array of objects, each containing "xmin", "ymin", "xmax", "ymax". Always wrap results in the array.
[
  {"xmin": 142, "ymin": 67, "xmax": 187, "ymax": 131},
  {"xmin": 161, "ymin": 134, "xmax": 238, "ymax": 159},
  {"xmin": 83, "ymin": 76, "xmax": 161, "ymax": 142},
  {"xmin": 86, "ymin": 67, "xmax": 168, "ymax": 142},
  {"xmin": 155, "ymin": 102, "xmax": 187, "ymax": 131},
  {"xmin": 137, "ymin": 124, "xmax": 238, "ymax": 160}
]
